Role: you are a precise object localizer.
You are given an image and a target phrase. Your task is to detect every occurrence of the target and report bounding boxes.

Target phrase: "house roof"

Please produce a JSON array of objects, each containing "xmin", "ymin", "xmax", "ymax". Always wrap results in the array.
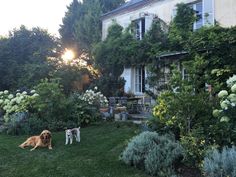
[{"xmin": 101, "ymin": 0, "xmax": 152, "ymax": 20}]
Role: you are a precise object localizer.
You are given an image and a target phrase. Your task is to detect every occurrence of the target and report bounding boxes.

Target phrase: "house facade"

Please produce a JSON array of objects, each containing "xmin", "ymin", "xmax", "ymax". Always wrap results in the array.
[{"xmin": 101, "ymin": 0, "xmax": 236, "ymax": 96}]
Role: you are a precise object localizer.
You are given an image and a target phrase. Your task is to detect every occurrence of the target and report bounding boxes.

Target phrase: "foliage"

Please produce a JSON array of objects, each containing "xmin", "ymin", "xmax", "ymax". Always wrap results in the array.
[
  {"xmin": 203, "ymin": 146, "xmax": 236, "ymax": 177},
  {"xmin": 180, "ymin": 132, "xmax": 212, "ymax": 167},
  {"xmin": 0, "ymin": 90, "xmax": 38, "ymax": 122},
  {"xmin": 186, "ymin": 26, "xmax": 236, "ymax": 93},
  {"xmin": 4, "ymin": 113, "xmax": 47, "ymax": 135},
  {"xmin": 212, "ymin": 75, "xmax": 236, "ymax": 145},
  {"xmin": 93, "ymin": 23, "xmax": 128, "ymax": 96},
  {"xmin": 68, "ymin": 93, "xmax": 101, "ymax": 126},
  {"xmin": 60, "ymin": 0, "xmax": 125, "ymax": 57},
  {"xmin": 0, "ymin": 26, "xmax": 58, "ymax": 90},
  {"xmin": 150, "ymin": 58, "xmax": 217, "ymax": 166},
  {"xmin": 59, "ymin": 0, "xmax": 82, "ymax": 50},
  {"xmin": 120, "ymin": 131, "xmax": 184, "ymax": 177},
  {"xmin": 32, "ymin": 79, "xmax": 69, "ymax": 122},
  {"xmin": 168, "ymin": 3, "xmax": 195, "ymax": 50},
  {"xmin": 52, "ymin": 64, "xmax": 93, "ymax": 94}
]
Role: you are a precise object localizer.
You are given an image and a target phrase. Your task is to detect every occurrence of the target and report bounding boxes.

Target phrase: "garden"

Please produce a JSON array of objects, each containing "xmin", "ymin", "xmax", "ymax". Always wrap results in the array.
[{"xmin": 0, "ymin": 2, "xmax": 236, "ymax": 177}]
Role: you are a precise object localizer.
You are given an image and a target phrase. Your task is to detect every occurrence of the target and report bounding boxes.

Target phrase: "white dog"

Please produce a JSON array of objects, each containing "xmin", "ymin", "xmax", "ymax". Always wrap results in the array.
[{"xmin": 65, "ymin": 127, "xmax": 80, "ymax": 145}]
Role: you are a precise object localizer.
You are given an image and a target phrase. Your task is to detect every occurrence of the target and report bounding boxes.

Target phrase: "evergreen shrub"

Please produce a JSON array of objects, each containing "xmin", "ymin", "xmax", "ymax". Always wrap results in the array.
[
  {"xmin": 120, "ymin": 131, "xmax": 184, "ymax": 177},
  {"xmin": 203, "ymin": 146, "xmax": 236, "ymax": 177}
]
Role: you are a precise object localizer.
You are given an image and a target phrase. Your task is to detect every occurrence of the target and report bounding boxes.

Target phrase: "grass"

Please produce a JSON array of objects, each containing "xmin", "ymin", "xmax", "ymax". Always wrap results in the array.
[{"xmin": 0, "ymin": 122, "xmax": 149, "ymax": 177}]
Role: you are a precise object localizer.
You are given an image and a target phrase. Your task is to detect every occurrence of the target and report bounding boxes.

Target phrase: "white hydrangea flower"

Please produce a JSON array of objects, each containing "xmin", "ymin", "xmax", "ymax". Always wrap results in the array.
[
  {"xmin": 22, "ymin": 91, "xmax": 27, "ymax": 95},
  {"xmin": 30, "ymin": 90, "xmax": 36, "ymax": 94},
  {"xmin": 4, "ymin": 99, "xmax": 10, "ymax": 104},
  {"xmin": 8, "ymin": 94, "xmax": 14, "ymax": 99},
  {"xmin": 212, "ymin": 109, "xmax": 221, "ymax": 117},
  {"xmin": 3, "ymin": 90, "xmax": 9, "ymax": 94},
  {"xmin": 226, "ymin": 75, "xmax": 236, "ymax": 87},
  {"xmin": 0, "ymin": 99, "xmax": 3, "ymax": 104},
  {"xmin": 0, "ymin": 91, "xmax": 3, "ymax": 95},
  {"xmin": 16, "ymin": 98, "xmax": 22, "ymax": 104},
  {"xmin": 32, "ymin": 93, "xmax": 39, "ymax": 97},
  {"xmin": 220, "ymin": 100, "xmax": 230, "ymax": 110},
  {"xmin": 220, "ymin": 116, "xmax": 230, "ymax": 122},
  {"xmin": 231, "ymin": 84, "xmax": 236, "ymax": 93},
  {"xmin": 218, "ymin": 90, "xmax": 228, "ymax": 98},
  {"xmin": 228, "ymin": 94, "xmax": 236, "ymax": 103}
]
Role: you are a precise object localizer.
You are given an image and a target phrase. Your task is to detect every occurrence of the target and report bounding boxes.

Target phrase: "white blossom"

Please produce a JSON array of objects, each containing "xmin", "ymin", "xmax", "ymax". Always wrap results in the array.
[{"xmin": 218, "ymin": 90, "xmax": 228, "ymax": 98}]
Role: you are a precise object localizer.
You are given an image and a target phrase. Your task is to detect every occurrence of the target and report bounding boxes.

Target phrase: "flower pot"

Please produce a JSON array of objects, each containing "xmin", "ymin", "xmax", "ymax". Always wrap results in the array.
[{"xmin": 99, "ymin": 107, "xmax": 109, "ymax": 113}]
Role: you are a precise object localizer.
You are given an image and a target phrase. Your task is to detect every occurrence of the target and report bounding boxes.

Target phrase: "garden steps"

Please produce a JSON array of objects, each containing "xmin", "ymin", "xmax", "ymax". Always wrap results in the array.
[{"xmin": 114, "ymin": 113, "xmax": 150, "ymax": 124}]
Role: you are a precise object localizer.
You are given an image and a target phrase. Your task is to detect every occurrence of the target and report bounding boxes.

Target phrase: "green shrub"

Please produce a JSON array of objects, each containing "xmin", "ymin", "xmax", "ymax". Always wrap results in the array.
[
  {"xmin": 120, "ymin": 131, "xmax": 184, "ymax": 177},
  {"xmin": 180, "ymin": 131, "xmax": 209, "ymax": 167},
  {"xmin": 4, "ymin": 113, "xmax": 47, "ymax": 135},
  {"xmin": 32, "ymin": 79, "xmax": 69, "ymax": 122},
  {"xmin": 203, "ymin": 146, "xmax": 236, "ymax": 177},
  {"xmin": 68, "ymin": 93, "xmax": 101, "ymax": 126}
]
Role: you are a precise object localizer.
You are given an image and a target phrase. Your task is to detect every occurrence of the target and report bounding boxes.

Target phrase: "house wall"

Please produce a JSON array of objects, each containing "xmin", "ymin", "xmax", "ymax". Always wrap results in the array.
[
  {"xmin": 102, "ymin": 0, "xmax": 179, "ymax": 40},
  {"xmin": 102, "ymin": 0, "xmax": 236, "ymax": 40},
  {"xmin": 215, "ymin": 0, "xmax": 236, "ymax": 27},
  {"xmin": 102, "ymin": 0, "xmax": 236, "ymax": 96}
]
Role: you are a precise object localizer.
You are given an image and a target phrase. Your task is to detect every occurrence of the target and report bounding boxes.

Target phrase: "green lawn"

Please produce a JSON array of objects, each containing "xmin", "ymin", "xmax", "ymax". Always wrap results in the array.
[{"xmin": 0, "ymin": 122, "xmax": 149, "ymax": 177}]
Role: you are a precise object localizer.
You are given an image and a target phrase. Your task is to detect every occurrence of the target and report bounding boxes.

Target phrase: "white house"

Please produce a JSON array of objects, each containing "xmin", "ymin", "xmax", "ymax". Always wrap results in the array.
[{"xmin": 101, "ymin": 0, "xmax": 236, "ymax": 96}]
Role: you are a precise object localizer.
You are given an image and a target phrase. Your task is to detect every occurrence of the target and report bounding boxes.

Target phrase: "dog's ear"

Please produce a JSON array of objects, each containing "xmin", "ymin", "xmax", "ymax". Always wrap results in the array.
[
  {"xmin": 78, "ymin": 127, "xmax": 80, "ymax": 129},
  {"xmin": 47, "ymin": 132, "xmax": 51, "ymax": 139},
  {"xmin": 40, "ymin": 133, "xmax": 44, "ymax": 140}
]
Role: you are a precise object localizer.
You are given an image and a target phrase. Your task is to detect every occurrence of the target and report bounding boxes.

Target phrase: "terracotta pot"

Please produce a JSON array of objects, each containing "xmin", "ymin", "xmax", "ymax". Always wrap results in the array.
[{"xmin": 100, "ymin": 107, "xmax": 109, "ymax": 112}]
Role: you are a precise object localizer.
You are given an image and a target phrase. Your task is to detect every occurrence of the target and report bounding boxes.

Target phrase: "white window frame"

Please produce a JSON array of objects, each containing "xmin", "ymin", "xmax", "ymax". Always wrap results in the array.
[
  {"xmin": 134, "ymin": 18, "xmax": 145, "ymax": 40},
  {"xmin": 134, "ymin": 67, "xmax": 143, "ymax": 94},
  {"xmin": 193, "ymin": 1, "xmax": 203, "ymax": 30}
]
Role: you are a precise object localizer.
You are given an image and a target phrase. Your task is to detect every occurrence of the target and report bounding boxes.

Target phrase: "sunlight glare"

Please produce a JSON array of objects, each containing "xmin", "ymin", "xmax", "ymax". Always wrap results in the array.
[{"xmin": 62, "ymin": 49, "xmax": 75, "ymax": 62}]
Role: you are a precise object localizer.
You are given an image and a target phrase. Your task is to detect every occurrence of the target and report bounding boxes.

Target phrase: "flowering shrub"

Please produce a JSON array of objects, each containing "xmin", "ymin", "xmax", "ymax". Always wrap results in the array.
[
  {"xmin": 68, "ymin": 93, "xmax": 101, "ymax": 126},
  {"xmin": 213, "ymin": 75, "xmax": 236, "ymax": 122},
  {"xmin": 79, "ymin": 87, "xmax": 108, "ymax": 108},
  {"xmin": 0, "ymin": 90, "xmax": 38, "ymax": 122}
]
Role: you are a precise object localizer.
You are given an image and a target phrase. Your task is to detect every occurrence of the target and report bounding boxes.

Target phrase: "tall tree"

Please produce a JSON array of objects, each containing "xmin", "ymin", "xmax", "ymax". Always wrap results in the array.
[
  {"xmin": 59, "ymin": 0, "xmax": 125, "ymax": 57},
  {"xmin": 59, "ymin": 0, "xmax": 82, "ymax": 51}
]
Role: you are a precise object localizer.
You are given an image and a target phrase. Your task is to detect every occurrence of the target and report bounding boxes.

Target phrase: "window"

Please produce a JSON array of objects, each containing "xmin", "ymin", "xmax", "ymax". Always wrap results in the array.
[
  {"xmin": 133, "ymin": 18, "xmax": 145, "ymax": 40},
  {"xmin": 135, "ymin": 67, "xmax": 145, "ymax": 93},
  {"xmin": 182, "ymin": 67, "xmax": 189, "ymax": 80},
  {"xmin": 193, "ymin": 0, "xmax": 214, "ymax": 29},
  {"xmin": 193, "ymin": 1, "xmax": 203, "ymax": 30}
]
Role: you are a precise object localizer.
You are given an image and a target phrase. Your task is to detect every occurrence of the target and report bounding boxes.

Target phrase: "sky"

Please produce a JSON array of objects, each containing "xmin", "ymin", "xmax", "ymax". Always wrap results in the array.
[{"xmin": 0, "ymin": 0, "xmax": 73, "ymax": 37}]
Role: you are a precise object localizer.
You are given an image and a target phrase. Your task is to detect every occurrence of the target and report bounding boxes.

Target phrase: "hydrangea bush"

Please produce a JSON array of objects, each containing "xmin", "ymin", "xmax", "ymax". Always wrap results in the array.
[
  {"xmin": 79, "ymin": 87, "xmax": 108, "ymax": 108},
  {"xmin": 213, "ymin": 75, "xmax": 236, "ymax": 122},
  {"xmin": 0, "ymin": 90, "xmax": 38, "ymax": 122}
]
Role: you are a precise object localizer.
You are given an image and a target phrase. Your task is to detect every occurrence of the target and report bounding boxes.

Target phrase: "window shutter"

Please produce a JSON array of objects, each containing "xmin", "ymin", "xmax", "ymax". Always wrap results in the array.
[
  {"xmin": 203, "ymin": 0, "xmax": 214, "ymax": 26},
  {"xmin": 145, "ymin": 15, "xmax": 153, "ymax": 32},
  {"xmin": 121, "ymin": 67, "xmax": 132, "ymax": 93},
  {"xmin": 141, "ymin": 18, "xmax": 145, "ymax": 39}
]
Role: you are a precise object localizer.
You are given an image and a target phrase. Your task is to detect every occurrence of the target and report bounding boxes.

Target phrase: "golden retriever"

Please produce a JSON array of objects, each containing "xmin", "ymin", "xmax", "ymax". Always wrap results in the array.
[{"xmin": 19, "ymin": 130, "xmax": 52, "ymax": 151}]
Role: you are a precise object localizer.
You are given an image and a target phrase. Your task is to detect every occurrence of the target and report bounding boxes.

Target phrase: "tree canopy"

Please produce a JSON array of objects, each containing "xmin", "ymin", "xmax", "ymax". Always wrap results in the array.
[
  {"xmin": 59, "ymin": 0, "xmax": 125, "ymax": 57},
  {"xmin": 0, "ymin": 26, "xmax": 59, "ymax": 90}
]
